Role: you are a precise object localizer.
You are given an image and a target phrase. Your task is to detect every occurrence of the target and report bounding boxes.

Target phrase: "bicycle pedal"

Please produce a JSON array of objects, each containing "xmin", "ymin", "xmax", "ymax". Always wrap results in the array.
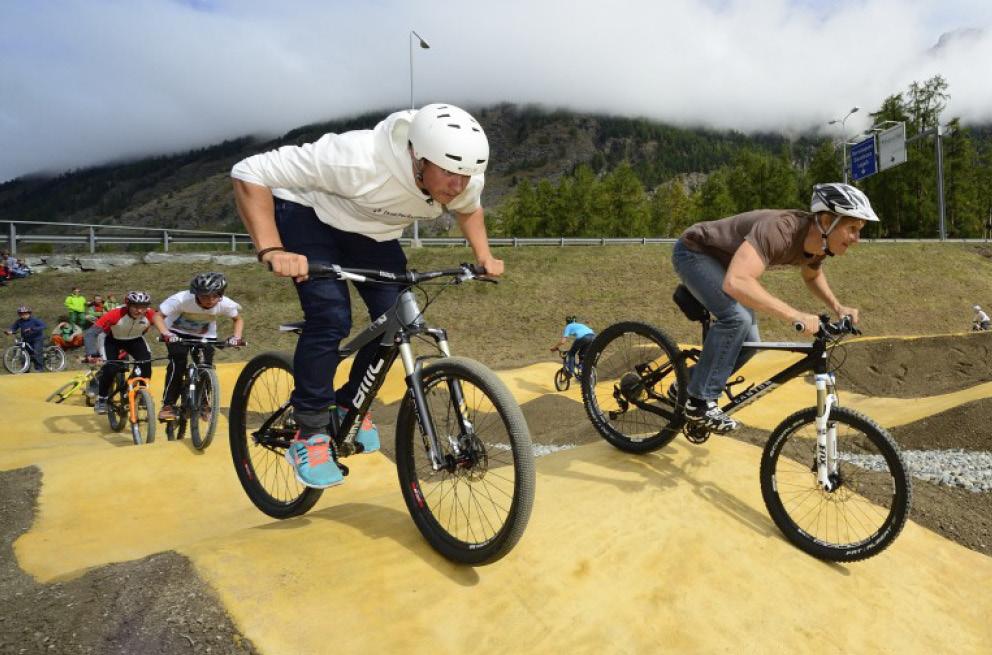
[{"xmin": 683, "ymin": 423, "xmax": 711, "ymax": 444}]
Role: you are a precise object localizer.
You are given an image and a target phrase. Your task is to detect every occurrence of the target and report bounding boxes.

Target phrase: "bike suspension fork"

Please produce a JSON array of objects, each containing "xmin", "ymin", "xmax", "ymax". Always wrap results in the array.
[
  {"xmin": 814, "ymin": 373, "xmax": 839, "ymax": 491},
  {"xmin": 399, "ymin": 341, "xmax": 447, "ymax": 471}
]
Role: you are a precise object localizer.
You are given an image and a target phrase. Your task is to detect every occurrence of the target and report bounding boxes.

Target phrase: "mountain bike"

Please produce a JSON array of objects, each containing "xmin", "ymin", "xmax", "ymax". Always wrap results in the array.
[
  {"xmin": 553, "ymin": 349, "xmax": 582, "ymax": 391},
  {"xmin": 46, "ymin": 363, "xmax": 100, "ymax": 405},
  {"xmin": 161, "ymin": 337, "xmax": 239, "ymax": 450},
  {"xmin": 229, "ymin": 263, "xmax": 535, "ymax": 565},
  {"xmin": 4, "ymin": 336, "xmax": 66, "ymax": 374},
  {"xmin": 105, "ymin": 358, "xmax": 156, "ymax": 445},
  {"xmin": 579, "ymin": 284, "xmax": 911, "ymax": 562}
]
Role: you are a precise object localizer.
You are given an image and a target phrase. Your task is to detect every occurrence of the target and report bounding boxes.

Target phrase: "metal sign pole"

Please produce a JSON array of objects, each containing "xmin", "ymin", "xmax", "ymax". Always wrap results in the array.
[{"xmin": 936, "ymin": 123, "xmax": 946, "ymax": 240}]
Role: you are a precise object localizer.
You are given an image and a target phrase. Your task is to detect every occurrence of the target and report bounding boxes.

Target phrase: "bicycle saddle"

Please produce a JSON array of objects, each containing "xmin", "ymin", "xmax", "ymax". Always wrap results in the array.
[
  {"xmin": 673, "ymin": 285, "xmax": 709, "ymax": 323},
  {"xmin": 279, "ymin": 321, "xmax": 305, "ymax": 334}
]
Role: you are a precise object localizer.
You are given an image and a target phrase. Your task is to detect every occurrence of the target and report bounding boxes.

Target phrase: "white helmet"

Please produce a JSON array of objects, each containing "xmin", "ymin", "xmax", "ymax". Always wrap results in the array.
[
  {"xmin": 409, "ymin": 104, "xmax": 489, "ymax": 176},
  {"xmin": 974, "ymin": 305, "xmax": 982, "ymax": 311},
  {"xmin": 811, "ymin": 183, "xmax": 879, "ymax": 222}
]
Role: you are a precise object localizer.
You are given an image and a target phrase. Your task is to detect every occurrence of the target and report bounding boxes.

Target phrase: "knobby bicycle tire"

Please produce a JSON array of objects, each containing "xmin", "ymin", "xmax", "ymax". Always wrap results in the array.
[
  {"xmin": 395, "ymin": 356, "xmax": 535, "ymax": 565},
  {"xmin": 190, "ymin": 368, "xmax": 220, "ymax": 450},
  {"xmin": 131, "ymin": 389, "xmax": 156, "ymax": 445},
  {"xmin": 229, "ymin": 351, "xmax": 322, "ymax": 518},
  {"xmin": 107, "ymin": 378, "xmax": 127, "ymax": 432},
  {"xmin": 580, "ymin": 321, "xmax": 687, "ymax": 453},
  {"xmin": 760, "ymin": 406, "xmax": 911, "ymax": 562},
  {"xmin": 166, "ymin": 414, "xmax": 187, "ymax": 441}
]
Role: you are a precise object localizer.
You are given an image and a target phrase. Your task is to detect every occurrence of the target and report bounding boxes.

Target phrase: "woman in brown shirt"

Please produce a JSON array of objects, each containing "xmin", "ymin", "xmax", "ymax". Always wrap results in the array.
[{"xmin": 671, "ymin": 183, "xmax": 879, "ymax": 433}]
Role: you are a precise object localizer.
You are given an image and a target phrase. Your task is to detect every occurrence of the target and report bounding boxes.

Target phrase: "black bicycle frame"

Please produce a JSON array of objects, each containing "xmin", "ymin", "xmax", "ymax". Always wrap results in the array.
[
  {"xmin": 266, "ymin": 285, "xmax": 471, "ymax": 467},
  {"xmin": 714, "ymin": 339, "xmax": 828, "ymax": 415},
  {"xmin": 624, "ymin": 338, "xmax": 830, "ymax": 423}
]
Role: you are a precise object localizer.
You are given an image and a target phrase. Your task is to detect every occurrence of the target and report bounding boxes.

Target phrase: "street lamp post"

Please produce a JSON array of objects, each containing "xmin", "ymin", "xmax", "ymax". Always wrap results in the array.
[
  {"xmin": 409, "ymin": 30, "xmax": 430, "ymax": 110},
  {"xmin": 409, "ymin": 30, "xmax": 430, "ymax": 246},
  {"xmin": 828, "ymin": 106, "xmax": 860, "ymax": 184}
]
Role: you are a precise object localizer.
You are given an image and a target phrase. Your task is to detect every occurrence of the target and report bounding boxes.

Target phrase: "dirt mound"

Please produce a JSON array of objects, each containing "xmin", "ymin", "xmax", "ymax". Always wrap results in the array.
[
  {"xmin": 889, "ymin": 397, "xmax": 992, "ymax": 451},
  {"xmin": 0, "ymin": 467, "xmax": 258, "ymax": 655},
  {"xmin": 518, "ymin": 394, "xmax": 603, "ymax": 447},
  {"xmin": 835, "ymin": 333, "xmax": 992, "ymax": 397}
]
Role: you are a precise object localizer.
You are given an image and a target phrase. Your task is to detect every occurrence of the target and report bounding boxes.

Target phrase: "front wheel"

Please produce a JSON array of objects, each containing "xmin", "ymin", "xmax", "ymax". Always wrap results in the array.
[
  {"xmin": 580, "ymin": 321, "xmax": 687, "ymax": 453},
  {"xmin": 47, "ymin": 380, "xmax": 80, "ymax": 403},
  {"xmin": 229, "ymin": 352, "xmax": 322, "ymax": 518},
  {"xmin": 130, "ymin": 389, "xmax": 156, "ymax": 445},
  {"xmin": 189, "ymin": 368, "xmax": 220, "ymax": 450},
  {"xmin": 3, "ymin": 346, "xmax": 29, "ymax": 374},
  {"xmin": 44, "ymin": 346, "xmax": 66, "ymax": 372},
  {"xmin": 395, "ymin": 356, "xmax": 535, "ymax": 565},
  {"xmin": 760, "ymin": 406, "xmax": 911, "ymax": 562},
  {"xmin": 554, "ymin": 367, "xmax": 570, "ymax": 392}
]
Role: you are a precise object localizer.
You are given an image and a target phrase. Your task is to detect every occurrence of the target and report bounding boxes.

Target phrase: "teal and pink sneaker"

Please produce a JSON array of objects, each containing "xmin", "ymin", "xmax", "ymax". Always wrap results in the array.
[{"xmin": 285, "ymin": 434, "xmax": 344, "ymax": 488}]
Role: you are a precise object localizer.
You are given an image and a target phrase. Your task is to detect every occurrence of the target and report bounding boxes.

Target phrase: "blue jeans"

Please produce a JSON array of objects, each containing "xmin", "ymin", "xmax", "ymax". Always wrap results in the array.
[
  {"xmin": 671, "ymin": 239, "xmax": 759, "ymax": 401},
  {"xmin": 26, "ymin": 336, "xmax": 45, "ymax": 370},
  {"xmin": 275, "ymin": 199, "xmax": 407, "ymax": 426},
  {"xmin": 566, "ymin": 333, "xmax": 594, "ymax": 374}
]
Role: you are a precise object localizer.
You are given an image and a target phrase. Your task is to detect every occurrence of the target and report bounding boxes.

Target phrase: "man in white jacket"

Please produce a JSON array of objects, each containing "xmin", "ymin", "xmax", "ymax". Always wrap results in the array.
[{"xmin": 232, "ymin": 103, "xmax": 503, "ymax": 489}]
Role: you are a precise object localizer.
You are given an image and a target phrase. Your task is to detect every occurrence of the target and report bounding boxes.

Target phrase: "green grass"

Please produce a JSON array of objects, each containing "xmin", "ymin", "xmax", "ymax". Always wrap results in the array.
[{"xmin": 3, "ymin": 243, "xmax": 992, "ymax": 371}]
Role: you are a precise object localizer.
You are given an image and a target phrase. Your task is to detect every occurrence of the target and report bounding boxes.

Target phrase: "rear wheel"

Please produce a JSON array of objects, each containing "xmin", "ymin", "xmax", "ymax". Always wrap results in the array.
[
  {"xmin": 554, "ymin": 367, "xmax": 570, "ymax": 392},
  {"xmin": 107, "ymin": 377, "xmax": 127, "ymax": 432},
  {"xmin": 395, "ymin": 356, "xmax": 535, "ymax": 565},
  {"xmin": 130, "ymin": 389, "xmax": 156, "ymax": 445},
  {"xmin": 760, "ymin": 406, "xmax": 911, "ymax": 562},
  {"xmin": 190, "ymin": 368, "xmax": 220, "ymax": 450},
  {"xmin": 44, "ymin": 346, "xmax": 66, "ymax": 372},
  {"xmin": 229, "ymin": 352, "xmax": 322, "ymax": 518},
  {"xmin": 3, "ymin": 346, "xmax": 29, "ymax": 374},
  {"xmin": 166, "ymin": 412, "xmax": 187, "ymax": 441},
  {"xmin": 580, "ymin": 321, "xmax": 687, "ymax": 453}
]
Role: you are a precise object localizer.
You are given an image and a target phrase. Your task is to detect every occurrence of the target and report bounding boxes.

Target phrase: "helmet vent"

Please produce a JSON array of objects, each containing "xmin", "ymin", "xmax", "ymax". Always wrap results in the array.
[
  {"xmin": 445, "ymin": 153, "xmax": 463, "ymax": 161},
  {"xmin": 437, "ymin": 113, "xmax": 451, "ymax": 118}
]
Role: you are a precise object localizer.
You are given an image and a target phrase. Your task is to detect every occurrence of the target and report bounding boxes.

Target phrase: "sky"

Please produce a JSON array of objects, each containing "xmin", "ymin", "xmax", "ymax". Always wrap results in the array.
[{"xmin": 2, "ymin": 0, "xmax": 991, "ymax": 183}]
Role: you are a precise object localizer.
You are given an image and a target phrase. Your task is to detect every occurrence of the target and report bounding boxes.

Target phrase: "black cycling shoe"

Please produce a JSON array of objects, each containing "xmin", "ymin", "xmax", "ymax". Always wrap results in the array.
[{"xmin": 684, "ymin": 398, "xmax": 738, "ymax": 434}]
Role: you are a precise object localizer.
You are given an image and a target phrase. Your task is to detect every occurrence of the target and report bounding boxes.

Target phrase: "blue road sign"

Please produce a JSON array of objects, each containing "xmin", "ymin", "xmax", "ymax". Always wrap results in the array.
[{"xmin": 850, "ymin": 136, "xmax": 878, "ymax": 181}]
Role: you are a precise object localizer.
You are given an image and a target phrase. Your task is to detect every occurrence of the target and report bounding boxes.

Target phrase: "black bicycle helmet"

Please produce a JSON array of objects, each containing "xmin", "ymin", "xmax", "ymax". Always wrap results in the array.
[
  {"xmin": 190, "ymin": 272, "xmax": 227, "ymax": 296},
  {"xmin": 565, "ymin": 315, "xmax": 577, "ymax": 324},
  {"xmin": 125, "ymin": 290, "xmax": 151, "ymax": 306}
]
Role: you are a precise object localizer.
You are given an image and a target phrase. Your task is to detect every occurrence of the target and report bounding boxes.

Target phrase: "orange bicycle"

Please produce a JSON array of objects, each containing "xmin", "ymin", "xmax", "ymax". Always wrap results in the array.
[{"xmin": 105, "ymin": 358, "xmax": 157, "ymax": 445}]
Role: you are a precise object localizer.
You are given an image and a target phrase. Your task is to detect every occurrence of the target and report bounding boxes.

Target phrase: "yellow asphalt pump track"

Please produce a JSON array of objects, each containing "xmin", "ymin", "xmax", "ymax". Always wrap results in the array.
[{"xmin": 2, "ymin": 338, "xmax": 991, "ymax": 654}]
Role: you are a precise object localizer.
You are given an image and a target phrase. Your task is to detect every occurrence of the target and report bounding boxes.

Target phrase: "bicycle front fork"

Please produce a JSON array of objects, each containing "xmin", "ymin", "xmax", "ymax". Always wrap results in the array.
[
  {"xmin": 399, "ymin": 335, "xmax": 474, "ymax": 472},
  {"xmin": 814, "ymin": 373, "xmax": 839, "ymax": 492}
]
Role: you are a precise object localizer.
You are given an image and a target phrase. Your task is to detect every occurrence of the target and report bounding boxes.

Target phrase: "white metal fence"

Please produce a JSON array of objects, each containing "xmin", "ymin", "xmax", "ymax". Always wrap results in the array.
[{"xmin": 2, "ymin": 219, "xmax": 988, "ymax": 255}]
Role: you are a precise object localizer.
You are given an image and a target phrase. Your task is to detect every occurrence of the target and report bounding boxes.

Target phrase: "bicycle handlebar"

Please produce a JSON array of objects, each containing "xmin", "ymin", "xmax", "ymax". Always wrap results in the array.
[
  {"xmin": 307, "ymin": 262, "xmax": 495, "ymax": 285},
  {"xmin": 794, "ymin": 315, "xmax": 861, "ymax": 338},
  {"xmin": 157, "ymin": 336, "xmax": 245, "ymax": 348}
]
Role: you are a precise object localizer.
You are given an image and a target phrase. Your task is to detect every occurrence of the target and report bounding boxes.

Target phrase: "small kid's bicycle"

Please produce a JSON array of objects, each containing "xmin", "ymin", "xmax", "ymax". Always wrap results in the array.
[
  {"xmin": 4, "ymin": 336, "xmax": 66, "ymax": 374},
  {"xmin": 229, "ymin": 263, "xmax": 535, "ymax": 565},
  {"xmin": 580, "ymin": 285, "xmax": 911, "ymax": 562},
  {"xmin": 161, "ymin": 337, "xmax": 239, "ymax": 450},
  {"xmin": 104, "ymin": 357, "xmax": 156, "ymax": 445}
]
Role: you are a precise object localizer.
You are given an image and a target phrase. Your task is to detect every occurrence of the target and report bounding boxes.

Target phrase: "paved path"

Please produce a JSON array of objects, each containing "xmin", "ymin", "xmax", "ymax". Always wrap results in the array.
[{"xmin": 2, "ymin": 355, "xmax": 990, "ymax": 654}]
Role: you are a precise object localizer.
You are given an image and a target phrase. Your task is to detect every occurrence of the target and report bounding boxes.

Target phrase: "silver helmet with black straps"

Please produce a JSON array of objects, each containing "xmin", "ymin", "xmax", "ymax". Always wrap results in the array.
[
  {"xmin": 810, "ymin": 183, "xmax": 879, "ymax": 222},
  {"xmin": 189, "ymin": 272, "xmax": 227, "ymax": 296}
]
